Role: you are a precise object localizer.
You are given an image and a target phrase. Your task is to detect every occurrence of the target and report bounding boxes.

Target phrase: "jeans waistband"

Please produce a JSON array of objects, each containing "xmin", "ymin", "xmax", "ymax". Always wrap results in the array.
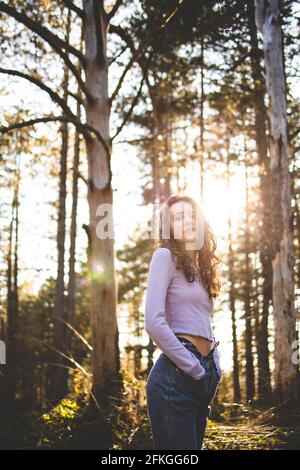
[{"xmin": 177, "ymin": 336, "xmax": 219, "ymax": 359}]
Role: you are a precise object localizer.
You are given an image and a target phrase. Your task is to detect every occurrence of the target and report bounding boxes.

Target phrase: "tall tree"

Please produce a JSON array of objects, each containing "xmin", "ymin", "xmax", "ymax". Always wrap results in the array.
[
  {"xmin": 243, "ymin": 137, "xmax": 255, "ymax": 402},
  {"xmin": 226, "ymin": 134, "xmax": 241, "ymax": 402},
  {"xmin": 50, "ymin": 8, "xmax": 71, "ymax": 402},
  {"xmin": 4, "ymin": 144, "xmax": 21, "ymax": 408},
  {"xmin": 255, "ymin": 0, "xmax": 299, "ymax": 403},
  {"xmin": 247, "ymin": 0, "xmax": 272, "ymax": 401}
]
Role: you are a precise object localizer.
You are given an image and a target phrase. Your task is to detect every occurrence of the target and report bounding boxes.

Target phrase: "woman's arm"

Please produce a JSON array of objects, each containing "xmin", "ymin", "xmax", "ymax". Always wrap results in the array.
[{"xmin": 144, "ymin": 247, "xmax": 206, "ymax": 380}]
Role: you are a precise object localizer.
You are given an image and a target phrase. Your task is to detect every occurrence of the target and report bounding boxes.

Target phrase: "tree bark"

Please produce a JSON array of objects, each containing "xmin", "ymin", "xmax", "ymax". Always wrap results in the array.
[
  {"xmin": 248, "ymin": 0, "xmax": 272, "ymax": 401},
  {"xmin": 226, "ymin": 136, "xmax": 241, "ymax": 402},
  {"xmin": 243, "ymin": 143, "xmax": 255, "ymax": 402},
  {"xmin": 83, "ymin": 0, "xmax": 119, "ymax": 401},
  {"xmin": 50, "ymin": 92, "xmax": 69, "ymax": 399},
  {"xmin": 2, "ymin": 142, "xmax": 21, "ymax": 409},
  {"xmin": 66, "ymin": 29, "xmax": 84, "ymax": 375},
  {"xmin": 255, "ymin": 0, "xmax": 299, "ymax": 404},
  {"xmin": 50, "ymin": 10, "xmax": 71, "ymax": 402}
]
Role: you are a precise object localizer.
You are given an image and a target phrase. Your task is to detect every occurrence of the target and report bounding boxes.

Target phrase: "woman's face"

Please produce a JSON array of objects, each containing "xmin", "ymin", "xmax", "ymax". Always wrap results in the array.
[{"xmin": 169, "ymin": 201, "xmax": 197, "ymax": 242}]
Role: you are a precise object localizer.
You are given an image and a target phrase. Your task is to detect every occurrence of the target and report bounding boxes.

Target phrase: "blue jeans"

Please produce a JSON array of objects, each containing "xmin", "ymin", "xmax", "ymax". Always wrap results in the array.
[{"xmin": 146, "ymin": 337, "xmax": 221, "ymax": 450}]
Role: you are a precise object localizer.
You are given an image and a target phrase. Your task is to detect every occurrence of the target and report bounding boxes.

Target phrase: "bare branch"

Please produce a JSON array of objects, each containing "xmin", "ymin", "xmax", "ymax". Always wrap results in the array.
[
  {"xmin": 290, "ymin": 126, "xmax": 300, "ymax": 140},
  {"xmin": 107, "ymin": 0, "xmax": 123, "ymax": 21},
  {"xmin": 0, "ymin": 2, "xmax": 86, "ymax": 64},
  {"xmin": 0, "ymin": 2, "xmax": 91, "ymax": 99},
  {"xmin": 113, "ymin": 136, "xmax": 152, "ymax": 145},
  {"xmin": 0, "ymin": 67, "xmax": 77, "ymax": 118},
  {"xmin": 109, "ymin": 24, "xmax": 153, "ymax": 104},
  {"xmin": 62, "ymin": 0, "xmax": 85, "ymax": 19},
  {"xmin": 68, "ymin": 91, "xmax": 84, "ymax": 106},
  {"xmin": 1, "ymin": 115, "xmax": 110, "ymax": 155},
  {"xmin": 108, "ymin": 43, "xmax": 128, "ymax": 66},
  {"xmin": 70, "ymin": 166, "xmax": 88, "ymax": 186},
  {"xmin": 109, "ymin": 24, "xmax": 147, "ymax": 103},
  {"xmin": 111, "ymin": 49, "xmax": 153, "ymax": 140},
  {"xmin": 108, "ymin": 0, "xmax": 186, "ymax": 101}
]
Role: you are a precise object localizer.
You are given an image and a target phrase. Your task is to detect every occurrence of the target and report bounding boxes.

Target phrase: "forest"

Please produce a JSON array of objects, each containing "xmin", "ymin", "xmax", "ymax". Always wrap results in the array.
[{"xmin": 0, "ymin": 0, "xmax": 299, "ymax": 451}]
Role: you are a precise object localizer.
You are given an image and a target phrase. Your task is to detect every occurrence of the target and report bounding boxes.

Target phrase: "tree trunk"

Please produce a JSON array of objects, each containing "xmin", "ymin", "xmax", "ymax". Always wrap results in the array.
[
  {"xmin": 255, "ymin": 0, "xmax": 299, "ymax": 404},
  {"xmin": 50, "ymin": 10, "xmax": 71, "ymax": 402},
  {"xmin": 248, "ymin": 0, "xmax": 272, "ymax": 401},
  {"xmin": 226, "ymin": 136, "xmax": 241, "ymax": 402},
  {"xmin": 243, "ymin": 144, "xmax": 255, "ymax": 402},
  {"xmin": 66, "ymin": 32, "xmax": 83, "ymax": 361},
  {"xmin": 3, "ymin": 144, "xmax": 21, "ymax": 409},
  {"xmin": 83, "ymin": 0, "xmax": 119, "ymax": 401}
]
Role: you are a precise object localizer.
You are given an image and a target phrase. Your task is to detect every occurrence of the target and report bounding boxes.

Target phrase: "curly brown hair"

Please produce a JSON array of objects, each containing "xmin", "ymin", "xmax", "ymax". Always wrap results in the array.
[{"xmin": 155, "ymin": 194, "xmax": 222, "ymax": 299}]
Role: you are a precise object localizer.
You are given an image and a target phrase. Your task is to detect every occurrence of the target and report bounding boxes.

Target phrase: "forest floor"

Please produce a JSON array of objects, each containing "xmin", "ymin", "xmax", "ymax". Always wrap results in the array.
[
  {"xmin": 202, "ymin": 420, "xmax": 300, "ymax": 450},
  {"xmin": 0, "ymin": 394, "xmax": 299, "ymax": 450}
]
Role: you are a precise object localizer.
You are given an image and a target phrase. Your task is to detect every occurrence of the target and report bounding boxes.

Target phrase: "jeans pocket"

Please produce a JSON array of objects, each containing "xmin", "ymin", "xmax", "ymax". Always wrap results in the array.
[{"xmin": 173, "ymin": 366, "xmax": 208, "ymax": 401}]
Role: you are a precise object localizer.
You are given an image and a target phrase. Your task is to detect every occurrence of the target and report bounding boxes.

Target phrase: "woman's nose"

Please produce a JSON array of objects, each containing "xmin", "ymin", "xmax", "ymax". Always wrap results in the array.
[{"xmin": 185, "ymin": 215, "xmax": 194, "ymax": 227}]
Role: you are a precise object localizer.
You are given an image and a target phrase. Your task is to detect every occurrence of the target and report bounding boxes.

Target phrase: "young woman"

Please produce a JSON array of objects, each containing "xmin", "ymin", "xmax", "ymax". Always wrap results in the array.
[{"xmin": 144, "ymin": 194, "xmax": 222, "ymax": 450}]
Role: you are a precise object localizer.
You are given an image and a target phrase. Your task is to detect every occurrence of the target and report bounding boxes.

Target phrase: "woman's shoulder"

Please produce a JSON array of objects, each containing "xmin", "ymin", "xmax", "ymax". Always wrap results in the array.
[
  {"xmin": 153, "ymin": 246, "xmax": 172, "ymax": 258},
  {"xmin": 152, "ymin": 247, "xmax": 176, "ymax": 267},
  {"xmin": 154, "ymin": 246, "xmax": 171, "ymax": 255}
]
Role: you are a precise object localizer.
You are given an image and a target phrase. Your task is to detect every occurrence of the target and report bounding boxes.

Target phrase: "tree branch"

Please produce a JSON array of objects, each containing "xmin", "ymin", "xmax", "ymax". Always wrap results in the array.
[
  {"xmin": 107, "ymin": 0, "xmax": 123, "ymax": 21},
  {"xmin": 0, "ymin": 2, "xmax": 86, "ymax": 64},
  {"xmin": 0, "ymin": 67, "xmax": 78, "ymax": 118},
  {"xmin": 108, "ymin": 0, "xmax": 185, "ymax": 102},
  {"xmin": 111, "ymin": 49, "xmax": 153, "ymax": 140},
  {"xmin": 109, "ymin": 24, "xmax": 156, "ymax": 106},
  {"xmin": 0, "ymin": 116, "xmax": 110, "ymax": 155},
  {"xmin": 62, "ymin": 0, "xmax": 85, "ymax": 20},
  {"xmin": 0, "ymin": 2, "xmax": 91, "ymax": 99},
  {"xmin": 290, "ymin": 126, "xmax": 300, "ymax": 140},
  {"xmin": 109, "ymin": 24, "xmax": 148, "ymax": 103},
  {"xmin": 108, "ymin": 43, "xmax": 128, "ymax": 66},
  {"xmin": 68, "ymin": 91, "xmax": 84, "ymax": 106},
  {"xmin": 71, "ymin": 166, "xmax": 88, "ymax": 186}
]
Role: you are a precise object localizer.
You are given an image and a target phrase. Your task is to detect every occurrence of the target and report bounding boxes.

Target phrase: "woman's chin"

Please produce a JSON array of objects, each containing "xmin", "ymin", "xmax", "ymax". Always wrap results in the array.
[{"xmin": 183, "ymin": 233, "xmax": 196, "ymax": 241}]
